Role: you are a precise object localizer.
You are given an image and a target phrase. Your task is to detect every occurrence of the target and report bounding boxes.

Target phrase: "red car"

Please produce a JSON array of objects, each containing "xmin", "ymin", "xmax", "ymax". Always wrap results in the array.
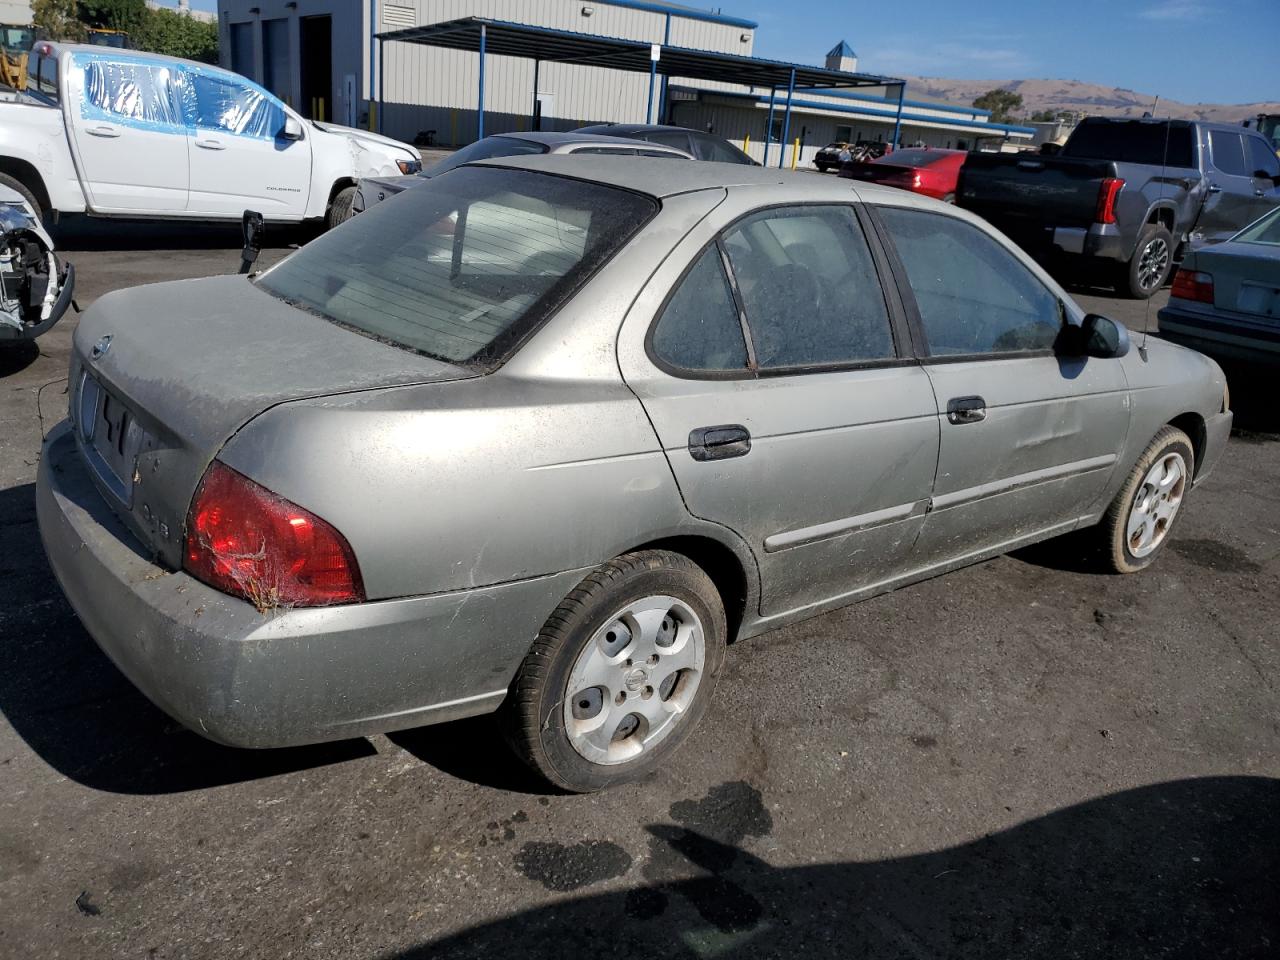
[{"xmin": 841, "ymin": 147, "xmax": 967, "ymax": 202}]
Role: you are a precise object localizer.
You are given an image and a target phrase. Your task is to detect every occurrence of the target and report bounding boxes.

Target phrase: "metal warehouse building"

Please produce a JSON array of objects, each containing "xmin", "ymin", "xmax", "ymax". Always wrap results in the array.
[{"xmin": 216, "ymin": 0, "xmax": 1032, "ymax": 164}]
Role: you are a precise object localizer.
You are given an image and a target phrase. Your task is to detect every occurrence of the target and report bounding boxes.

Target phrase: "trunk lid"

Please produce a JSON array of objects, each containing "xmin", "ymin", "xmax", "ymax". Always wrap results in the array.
[
  {"xmin": 1192, "ymin": 243, "xmax": 1280, "ymax": 320},
  {"xmin": 70, "ymin": 273, "xmax": 471, "ymax": 569}
]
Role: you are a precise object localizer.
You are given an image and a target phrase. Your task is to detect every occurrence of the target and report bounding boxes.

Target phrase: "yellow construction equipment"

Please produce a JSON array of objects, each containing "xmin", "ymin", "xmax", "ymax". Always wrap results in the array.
[{"xmin": 0, "ymin": 24, "xmax": 35, "ymax": 92}]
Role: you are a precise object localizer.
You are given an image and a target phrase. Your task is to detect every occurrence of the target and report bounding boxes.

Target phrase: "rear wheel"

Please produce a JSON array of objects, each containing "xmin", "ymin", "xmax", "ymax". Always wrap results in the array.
[
  {"xmin": 1123, "ymin": 224, "xmax": 1173, "ymax": 299},
  {"xmin": 816, "ymin": 163, "xmax": 830, "ymax": 173},
  {"xmin": 0, "ymin": 172, "xmax": 43, "ymax": 222},
  {"xmin": 502, "ymin": 550, "xmax": 726, "ymax": 792},
  {"xmin": 1092, "ymin": 425, "xmax": 1194, "ymax": 573},
  {"xmin": 325, "ymin": 185, "xmax": 357, "ymax": 230}
]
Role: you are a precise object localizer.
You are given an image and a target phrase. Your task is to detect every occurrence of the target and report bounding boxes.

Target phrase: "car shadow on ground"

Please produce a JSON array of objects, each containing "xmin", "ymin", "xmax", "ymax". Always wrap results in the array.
[
  {"xmin": 0, "ymin": 340, "xmax": 41, "ymax": 378},
  {"xmin": 0, "ymin": 482, "xmax": 375, "ymax": 794},
  {"xmin": 387, "ymin": 718, "xmax": 557, "ymax": 797},
  {"xmin": 385, "ymin": 775, "xmax": 1279, "ymax": 959},
  {"xmin": 1221, "ymin": 365, "xmax": 1280, "ymax": 437},
  {"xmin": 50, "ymin": 215, "xmax": 320, "ymax": 253}
]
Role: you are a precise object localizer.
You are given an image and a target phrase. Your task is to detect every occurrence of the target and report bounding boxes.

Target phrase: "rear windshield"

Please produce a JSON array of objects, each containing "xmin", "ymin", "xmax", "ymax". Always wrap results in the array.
[
  {"xmin": 257, "ymin": 166, "xmax": 657, "ymax": 367},
  {"xmin": 1061, "ymin": 120, "xmax": 1194, "ymax": 167},
  {"xmin": 875, "ymin": 149, "xmax": 950, "ymax": 168},
  {"xmin": 425, "ymin": 136, "xmax": 547, "ymax": 178}
]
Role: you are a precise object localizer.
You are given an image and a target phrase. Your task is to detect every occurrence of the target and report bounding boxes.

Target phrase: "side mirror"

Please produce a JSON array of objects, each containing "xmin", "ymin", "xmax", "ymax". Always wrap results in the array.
[
  {"xmin": 239, "ymin": 209, "xmax": 264, "ymax": 275},
  {"xmin": 282, "ymin": 116, "xmax": 303, "ymax": 141},
  {"xmin": 1080, "ymin": 313, "xmax": 1130, "ymax": 359}
]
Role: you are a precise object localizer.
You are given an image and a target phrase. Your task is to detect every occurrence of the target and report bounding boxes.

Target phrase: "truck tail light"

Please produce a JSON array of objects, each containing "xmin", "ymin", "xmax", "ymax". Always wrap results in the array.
[
  {"xmin": 1095, "ymin": 177, "xmax": 1125, "ymax": 224},
  {"xmin": 184, "ymin": 461, "xmax": 365, "ymax": 608},
  {"xmin": 1170, "ymin": 268, "xmax": 1214, "ymax": 304}
]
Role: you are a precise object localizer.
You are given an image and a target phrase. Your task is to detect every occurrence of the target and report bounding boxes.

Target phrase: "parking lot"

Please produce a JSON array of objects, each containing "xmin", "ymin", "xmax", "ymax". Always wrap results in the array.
[{"xmin": 1, "ymin": 217, "xmax": 1278, "ymax": 958}]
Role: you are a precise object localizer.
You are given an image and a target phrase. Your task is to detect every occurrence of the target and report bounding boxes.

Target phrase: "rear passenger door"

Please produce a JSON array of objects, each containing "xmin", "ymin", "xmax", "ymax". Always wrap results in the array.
[
  {"xmin": 618, "ymin": 199, "xmax": 940, "ymax": 619},
  {"xmin": 1200, "ymin": 129, "xmax": 1280, "ymax": 243},
  {"xmin": 871, "ymin": 204, "xmax": 1130, "ymax": 567}
]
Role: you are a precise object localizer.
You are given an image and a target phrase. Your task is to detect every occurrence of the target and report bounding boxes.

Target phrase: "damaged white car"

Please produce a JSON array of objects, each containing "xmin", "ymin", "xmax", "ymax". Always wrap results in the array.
[{"xmin": 0, "ymin": 184, "xmax": 72, "ymax": 343}]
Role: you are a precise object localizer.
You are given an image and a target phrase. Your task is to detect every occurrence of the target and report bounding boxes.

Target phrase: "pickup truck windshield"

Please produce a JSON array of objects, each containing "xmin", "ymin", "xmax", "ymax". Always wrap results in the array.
[
  {"xmin": 1061, "ymin": 121, "xmax": 1194, "ymax": 167},
  {"xmin": 257, "ymin": 166, "xmax": 657, "ymax": 367}
]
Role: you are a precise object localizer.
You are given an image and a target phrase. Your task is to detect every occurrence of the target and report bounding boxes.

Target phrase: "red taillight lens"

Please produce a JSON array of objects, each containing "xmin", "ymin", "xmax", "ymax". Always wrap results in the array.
[
  {"xmin": 184, "ymin": 461, "xmax": 364, "ymax": 608},
  {"xmin": 1095, "ymin": 177, "xmax": 1125, "ymax": 224},
  {"xmin": 1170, "ymin": 268, "xmax": 1214, "ymax": 303},
  {"xmin": 911, "ymin": 172, "xmax": 923, "ymax": 188}
]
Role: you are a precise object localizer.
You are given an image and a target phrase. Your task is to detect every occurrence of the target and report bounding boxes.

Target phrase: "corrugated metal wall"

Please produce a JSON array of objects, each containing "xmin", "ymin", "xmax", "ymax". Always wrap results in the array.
[{"xmin": 377, "ymin": 0, "xmax": 754, "ymax": 144}]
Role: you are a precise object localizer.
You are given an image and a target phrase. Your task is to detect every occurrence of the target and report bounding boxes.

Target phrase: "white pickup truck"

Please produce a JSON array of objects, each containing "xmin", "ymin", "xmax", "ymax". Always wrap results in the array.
[{"xmin": 0, "ymin": 42, "xmax": 421, "ymax": 229}]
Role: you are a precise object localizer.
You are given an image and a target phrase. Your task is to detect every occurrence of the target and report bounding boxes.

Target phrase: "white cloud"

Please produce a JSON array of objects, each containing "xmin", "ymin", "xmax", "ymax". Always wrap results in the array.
[
  {"xmin": 866, "ymin": 40, "xmax": 1034, "ymax": 77},
  {"xmin": 1138, "ymin": 0, "xmax": 1212, "ymax": 20}
]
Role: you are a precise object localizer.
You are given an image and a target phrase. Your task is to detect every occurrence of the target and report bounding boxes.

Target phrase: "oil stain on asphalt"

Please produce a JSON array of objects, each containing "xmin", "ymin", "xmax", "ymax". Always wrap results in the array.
[
  {"xmin": 513, "ymin": 840, "xmax": 633, "ymax": 892},
  {"xmin": 1170, "ymin": 538, "xmax": 1262, "ymax": 574}
]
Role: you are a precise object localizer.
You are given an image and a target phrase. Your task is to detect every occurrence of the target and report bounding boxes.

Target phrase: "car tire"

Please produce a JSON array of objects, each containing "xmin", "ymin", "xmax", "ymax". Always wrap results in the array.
[
  {"xmin": 816, "ymin": 163, "xmax": 829, "ymax": 173},
  {"xmin": 1093, "ymin": 425, "xmax": 1194, "ymax": 573},
  {"xmin": 501, "ymin": 549, "xmax": 727, "ymax": 793},
  {"xmin": 1124, "ymin": 224, "xmax": 1174, "ymax": 299},
  {"xmin": 0, "ymin": 172, "xmax": 43, "ymax": 223},
  {"xmin": 325, "ymin": 185, "xmax": 357, "ymax": 230}
]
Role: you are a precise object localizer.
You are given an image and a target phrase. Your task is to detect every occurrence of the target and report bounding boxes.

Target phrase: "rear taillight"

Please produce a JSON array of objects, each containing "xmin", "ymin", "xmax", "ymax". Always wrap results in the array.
[
  {"xmin": 184, "ymin": 461, "xmax": 364, "ymax": 608},
  {"xmin": 911, "ymin": 172, "xmax": 922, "ymax": 188},
  {"xmin": 1171, "ymin": 268, "xmax": 1214, "ymax": 303},
  {"xmin": 1095, "ymin": 177, "xmax": 1125, "ymax": 224}
]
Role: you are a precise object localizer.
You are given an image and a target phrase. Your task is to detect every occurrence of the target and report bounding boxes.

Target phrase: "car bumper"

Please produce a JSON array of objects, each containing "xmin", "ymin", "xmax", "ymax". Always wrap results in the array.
[
  {"xmin": 1051, "ymin": 224, "xmax": 1128, "ymax": 261},
  {"xmin": 36, "ymin": 422, "xmax": 587, "ymax": 748},
  {"xmin": 1157, "ymin": 305, "xmax": 1280, "ymax": 368}
]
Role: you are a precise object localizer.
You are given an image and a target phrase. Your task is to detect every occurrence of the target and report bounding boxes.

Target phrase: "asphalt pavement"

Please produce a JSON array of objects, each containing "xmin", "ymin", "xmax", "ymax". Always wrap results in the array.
[{"xmin": 1, "ymin": 216, "xmax": 1277, "ymax": 959}]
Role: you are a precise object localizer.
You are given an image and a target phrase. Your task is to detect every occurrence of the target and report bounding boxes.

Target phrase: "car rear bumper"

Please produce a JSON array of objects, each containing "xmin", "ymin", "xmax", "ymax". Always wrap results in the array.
[
  {"xmin": 1051, "ymin": 224, "xmax": 1128, "ymax": 261},
  {"xmin": 36, "ymin": 422, "xmax": 585, "ymax": 748},
  {"xmin": 1157, "ymin": 306, "xmax": 1280, "ymax": 367}
]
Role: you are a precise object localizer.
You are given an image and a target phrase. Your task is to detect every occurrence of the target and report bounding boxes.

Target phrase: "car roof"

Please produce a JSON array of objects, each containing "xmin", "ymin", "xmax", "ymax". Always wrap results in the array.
[
  {"xmin": 576, "ymin": 124, "xmax": 699, "ymax": 136},
  {"xmin": 39, "ymin": 40, "xmax": 226, "ymax": 73},
  {"xmin": 498, "ymin": 131, "xmax": 688, "ymax": 153},
  {"xmin": 476, "ymin": 153, "xmax": 912, "ymax": 201}
]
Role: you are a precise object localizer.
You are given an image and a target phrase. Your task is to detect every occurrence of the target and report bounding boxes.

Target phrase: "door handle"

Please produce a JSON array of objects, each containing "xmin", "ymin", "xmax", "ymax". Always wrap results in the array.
[
  {"xmin": 689, "ymin": 424, "xmax": 751, "ymax": 461},
  {"xmin": 85, "ymin": 124, "xmax": 120, "ymax": 138},
  {"xmin": 946, "ymin": 396, "xmax": 987, "ymax": 425},
  {"xmin": 1206, "ymin": 183, "xmax": 1222, "ymax": 194},
  {"xmin": 1256, "ymin": 189, "xmax": 1267, "ymax": 197},
  {"xmin": 195, "ymin": 138, "xmax": 226, "ymax": 150}
]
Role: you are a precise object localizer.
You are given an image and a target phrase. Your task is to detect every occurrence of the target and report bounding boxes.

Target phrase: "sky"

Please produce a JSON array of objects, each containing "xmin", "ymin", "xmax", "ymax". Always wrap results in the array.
[
  {"xmin": 185, "ymin": 0, "xmax": 1277, "ymax": 106},
  {"xmin": 735, "ymin": 0, "xmax": 1276, "ymax": 105}
]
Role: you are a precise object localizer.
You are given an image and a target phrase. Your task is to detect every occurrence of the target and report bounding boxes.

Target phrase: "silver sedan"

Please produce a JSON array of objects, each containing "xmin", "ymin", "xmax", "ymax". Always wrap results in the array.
[{"xmin": 37, "ymin": 156, "xmax": 1232, "ymax": 792}]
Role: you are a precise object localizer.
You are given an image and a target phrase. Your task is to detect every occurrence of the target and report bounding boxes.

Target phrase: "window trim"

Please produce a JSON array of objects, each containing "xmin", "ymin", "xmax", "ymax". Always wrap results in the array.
[
  {"xmin": 1208, "ymin": 129, "xmax": 1249, "ymax": 179},
  {"xmin": 643, "ymin": 201, "xmax": 914, "ymax": 381},
  {"xmin": 865, "ymin": 203, "xmax": 1067, "ymax": 364}
]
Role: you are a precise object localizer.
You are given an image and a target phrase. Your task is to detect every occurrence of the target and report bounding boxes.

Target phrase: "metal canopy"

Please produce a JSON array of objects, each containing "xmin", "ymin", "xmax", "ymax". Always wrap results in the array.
[
  {"xmin": 374, "ymin": 17, "xmax": 907, "ymax": 166},
  {"xmin": 377, "ymin": 17, "xmax": 901, "ymax": 90}
]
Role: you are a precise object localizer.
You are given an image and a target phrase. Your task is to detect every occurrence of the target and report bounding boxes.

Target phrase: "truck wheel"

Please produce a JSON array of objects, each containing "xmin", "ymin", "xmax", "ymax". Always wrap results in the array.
[
  {"xmin": 1124, "ymin": 224, "xmax": 1173, "ymax": 299},
  {"xmin": 0, "ymin": 172, "xmax": 43, "ymax": 223},
  {"xmin": 501, "ymin": 550, "xmax": 727, "ymax": 792},
  {"xmin": 1091, "ymin": 425, "xmax": 1194, "ymax": 573},
  {"xmin": 325, "ymin": 186, "xmax": 357, "ymax": 230}
]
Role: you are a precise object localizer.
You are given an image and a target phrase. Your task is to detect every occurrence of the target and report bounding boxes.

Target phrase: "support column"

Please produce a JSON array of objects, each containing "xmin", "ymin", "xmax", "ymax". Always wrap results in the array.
[
  {"xmin": 531, "ymin": 58, "xmax": 541, "ymax": 131},
  {"xmin": 646, "ymin": 43, "xmax": 659, "ymax": 124},
  {"xmin": 477, "ymin": 23, "xmax": 487, "ymax": 140},
  {"xmin": 891, "ymin": 82, "xmax": 906, "ymax": 150},
  {"xmin": 376, "ymin": 36, "xmax": 384, "ymax": 134},
  {"xmin": 762, "ymin": 86, "xmax": 776, "ymax": 166},
  {"xmin": 658, "ymin": 13, "xmax": 671, "ymax": 123},
  {"xmin": 778, "ymin": 68, "xmax": 795, "ymax": 169}
]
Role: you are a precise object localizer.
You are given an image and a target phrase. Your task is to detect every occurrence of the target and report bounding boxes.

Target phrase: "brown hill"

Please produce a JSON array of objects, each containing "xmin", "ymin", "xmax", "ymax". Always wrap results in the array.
[{"xmin": 899, "ymin": 76, "xmax": 1279, "ymax": 124}]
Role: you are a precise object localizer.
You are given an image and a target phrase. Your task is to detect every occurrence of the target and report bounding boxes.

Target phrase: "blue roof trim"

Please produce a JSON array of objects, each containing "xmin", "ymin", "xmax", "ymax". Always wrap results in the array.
[
  {"xmin": 599, "ymin": 0, "xmax": 758, "ymax": 29},
  {"xmin": 826, "ymin": 40, "xmax": 856, "ymax": 58},
  {"xmin": 679, "ymin": 86, "xmax": 1035, "ymax": 135},
  {"xmin": 809, "ymin": 87, "xmax": 992, "ymax": 118}
]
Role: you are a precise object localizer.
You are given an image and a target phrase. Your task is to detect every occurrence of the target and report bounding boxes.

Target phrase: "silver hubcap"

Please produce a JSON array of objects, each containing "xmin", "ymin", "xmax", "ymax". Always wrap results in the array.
[
  {"xmin": 563, "ymin": 595, "xmax": 705, "ymax": 765},
  {"xmin": 1137, "ymin": 237, "xmax": 1170, "ymax": 291},
  {"xmin": 1127, "ymin": 452, "xmax": 1187, "ymax": 558}
]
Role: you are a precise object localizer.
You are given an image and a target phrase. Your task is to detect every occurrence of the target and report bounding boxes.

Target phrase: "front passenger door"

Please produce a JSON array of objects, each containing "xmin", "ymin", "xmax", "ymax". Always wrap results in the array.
[{"xmin": 873, "ymin": 205, "xmax": 1130, "ymax": 568}]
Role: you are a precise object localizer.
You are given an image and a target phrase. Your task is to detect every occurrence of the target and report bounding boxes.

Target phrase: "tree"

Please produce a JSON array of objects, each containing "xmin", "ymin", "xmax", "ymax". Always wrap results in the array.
[
  {"xmin": 133, "ymin": 8, "xmax": 218, "ymax": 63},
  {"xmin": 32, "ymin": 0, "xmax": 85, "ymax": 41},
  {"xmin": 77, "ymin": 0, "xmax": 147, "ymax": 34},
  {"xmin": 973, "ymin": 88, "xmax": 1024, "ymax": 124},
  {"xmin": 1028, "ymin": 109, "xmax": 1060, "ymax": 123}
]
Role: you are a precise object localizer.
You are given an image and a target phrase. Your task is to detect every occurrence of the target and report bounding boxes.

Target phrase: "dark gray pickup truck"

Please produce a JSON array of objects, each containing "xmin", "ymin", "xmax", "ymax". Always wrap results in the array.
[{"xmin": 958, "ymin": 117, "xmax": 1280, "ymax": 298}]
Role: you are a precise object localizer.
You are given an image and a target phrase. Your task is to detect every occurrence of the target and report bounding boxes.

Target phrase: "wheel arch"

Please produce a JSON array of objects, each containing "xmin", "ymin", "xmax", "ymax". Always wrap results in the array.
[
  {"xmin": 1167, "ymin": 412, "xmax": 1207, "ymax": 478},
  {"xmin": 327, "ymin": 177, "xmax": 357, "ymax": 208},
  {"xmin": 1145, "ymin": 202, "xmax": 1177, "ymax": 234},
  {"xmin": 0, "ymin": 157, "xmax": 51, "ymax": 215},
  {"xmin": 625, "ymin": 532, "xmax": 758, "ymax": 643}
]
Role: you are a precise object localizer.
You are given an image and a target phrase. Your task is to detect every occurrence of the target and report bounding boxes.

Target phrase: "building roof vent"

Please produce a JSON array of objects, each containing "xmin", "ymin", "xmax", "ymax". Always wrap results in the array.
[{"xmin": 825, "ymin": 40, "xmax": 857, "ymax": 73}]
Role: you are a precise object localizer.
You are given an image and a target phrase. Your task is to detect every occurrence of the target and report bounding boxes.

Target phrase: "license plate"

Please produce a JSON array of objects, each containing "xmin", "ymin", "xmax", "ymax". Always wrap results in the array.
[
  {"xmin": 1238, "ymin": 283, "xmax": 1280, "ymax": 319},
  {"xmin": 79, "ymin": 373, "xmax": 141, "ymax": 502}
]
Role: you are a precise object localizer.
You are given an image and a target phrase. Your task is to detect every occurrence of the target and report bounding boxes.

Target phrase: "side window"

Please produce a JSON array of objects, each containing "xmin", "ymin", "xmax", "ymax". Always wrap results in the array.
[
  {"xmin": 1209, "ymin": 130, "xmax": 1248, "ymax": 177},
  {"xmin": 722, "ymin": 206, "xmax": 894, "ymax": 369},
  {"xmin": 185, "ymin": 70, "xmax": 286, "ymax": 139},
  {"xmin": 643, "ymin": 131, "xmax": 693, "ymax": 153},
  {"xmin": 695, "ymin": 134, "xmax": 751, "ymax": 164},
  {"xmin": 637, "ymin": 149, "xmax": 685, "ymax": 160},
  {"xmin": 1246, "ymin": 136, "xmax": 1280, "ymax": 179},
  {"xmin": 80, "ymin": 58, "xmax": 182, "ymax": 129},
  {"xmin": 650, "ymin": 247, "xmax": 749, "ymax": 372},
  {"xmin": 878, "ymin": 207, "xmax": 1062, "ymax": 356}
]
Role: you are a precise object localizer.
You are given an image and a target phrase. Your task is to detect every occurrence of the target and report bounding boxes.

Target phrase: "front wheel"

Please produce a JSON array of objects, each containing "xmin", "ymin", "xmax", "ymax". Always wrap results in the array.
[
  {"xmin": 0, "ymin": 172, "xmax": 43, "ymax": 223},
  {"xmin": 325, "ymin": 185, "xmax": 357, "ymax": 230},
  {"xmin": 1093, "ymin": 425, "xmax": 1194, "ymax": 573},
  {"xmin": 502, "ymin": 550, "xmax": 727, "ymax": 792}
]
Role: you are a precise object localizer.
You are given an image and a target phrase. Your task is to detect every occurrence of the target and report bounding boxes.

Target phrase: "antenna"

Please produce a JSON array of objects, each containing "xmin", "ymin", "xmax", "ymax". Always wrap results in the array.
[{"xmin": 1140, "ymin": 112, "xmax": 1173, "ymax": 358}]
